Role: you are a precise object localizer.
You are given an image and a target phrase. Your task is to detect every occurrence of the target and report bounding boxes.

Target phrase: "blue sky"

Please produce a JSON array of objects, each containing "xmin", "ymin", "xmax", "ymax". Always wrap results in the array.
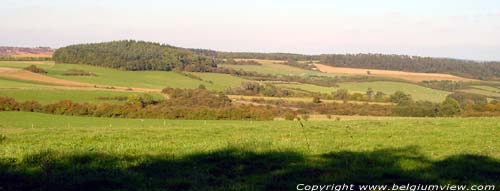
[{"xmin": 1, "ymin": 0, "xmax": 499, "ymax": 60}]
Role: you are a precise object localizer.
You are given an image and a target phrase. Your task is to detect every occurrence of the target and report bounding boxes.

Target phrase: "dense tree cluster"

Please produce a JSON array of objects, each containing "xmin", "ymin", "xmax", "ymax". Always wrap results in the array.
[
  {"xmin": 0, "ymin": 56, "xmax": 52, "ymax": 61},
  {"xmin": 190, "ymin": 49, "xmax": 312, "ymax": 61},
  {"xmin": 318, "ymin": 54, "xmax": 500, "ymax": 80},
  {"xmin": 53, "ymin": 40, "xmax": 218, "ymax": 71},
  {"xmin": 224, "ymin": 59, "xmax": 262, "ymax": 65},
  {"xmin": 420, "ymin": 80, "xmax": 464, "ymax": 91},
  {"xmin": 225, "ymin": 82, "xmax": 300, "ymax": 97}
]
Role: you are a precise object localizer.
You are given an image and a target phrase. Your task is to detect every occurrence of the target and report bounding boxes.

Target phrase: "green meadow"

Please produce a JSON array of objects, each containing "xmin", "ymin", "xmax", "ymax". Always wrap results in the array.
[
  {"xmin": 0, "ymin": 112, "xmax": 498, "ymax": 190},
  {"xmin": 0, "ymin": 61, "xmax": 246, "ymax": 91}
]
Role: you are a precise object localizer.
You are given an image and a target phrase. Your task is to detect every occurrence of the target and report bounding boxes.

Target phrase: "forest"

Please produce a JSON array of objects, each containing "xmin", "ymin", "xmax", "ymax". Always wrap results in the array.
[{"xmin": 53, "ymin": 40, "xmax": 218, "ymax": 71}]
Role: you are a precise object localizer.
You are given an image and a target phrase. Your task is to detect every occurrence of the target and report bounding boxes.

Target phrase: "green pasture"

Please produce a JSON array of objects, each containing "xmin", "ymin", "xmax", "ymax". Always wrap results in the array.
[{"xmin": 0, "ymin": 112, "xmax": 498, "ymax": 190}]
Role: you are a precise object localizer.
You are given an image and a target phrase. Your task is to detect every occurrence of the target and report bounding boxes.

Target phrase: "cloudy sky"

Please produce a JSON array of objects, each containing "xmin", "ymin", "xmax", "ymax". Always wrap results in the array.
[{"xmin": 1, "ymin": 0, "xmax": 499, "ymax": 60}]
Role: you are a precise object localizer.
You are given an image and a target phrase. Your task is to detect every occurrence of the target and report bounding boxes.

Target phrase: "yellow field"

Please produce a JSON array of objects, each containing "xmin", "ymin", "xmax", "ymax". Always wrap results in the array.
[{"xmin": 315, "ymin": 64, "xmax": 475, "ymax": 82}]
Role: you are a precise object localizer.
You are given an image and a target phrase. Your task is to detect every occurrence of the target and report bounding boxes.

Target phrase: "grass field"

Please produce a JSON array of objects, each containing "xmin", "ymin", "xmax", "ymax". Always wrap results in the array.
[
  {"xmin": 338, "ymin": 81, "xmax": 451, "ymax": 102},
  {"xmin": 0, "ymin": 61, "xmax": 246, "ymax": 91},
  {"xmin": 0, "ymin": 112, "xmax": 498, "ymax": 190},
  {"xmin": 0, "ymin": 89, "xmax": 164, "ymax": 104},
  {"xmin": 0, "ymin": 61, "xmax": 457, "ymax": 103},
  {"xmin": 220, "ymin": 59, "xmax": 342, "ymax": 77}
]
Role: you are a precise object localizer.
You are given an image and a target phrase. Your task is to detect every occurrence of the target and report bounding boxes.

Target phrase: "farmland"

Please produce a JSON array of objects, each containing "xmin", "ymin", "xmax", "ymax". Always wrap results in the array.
[
  {"xmin": 0, "ymin": 61, "xmax": 246, "ymax": 91},
  {"xmin": 315, "ymin": 64, "xmax": 475, "ymax": 82},
  {"xmin": 0, "ymin": 112, "xmax": 498, "ymax": 190},
  {"xmin": 0, "ymin": 45, "xmax": 499, "ymax": 190}
]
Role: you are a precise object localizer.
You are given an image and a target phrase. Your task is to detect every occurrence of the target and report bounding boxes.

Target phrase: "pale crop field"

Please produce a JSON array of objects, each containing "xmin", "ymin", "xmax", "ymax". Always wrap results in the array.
[{"xmin": 315, "ymin": 64, "xmax": 475, "ymax": 82}]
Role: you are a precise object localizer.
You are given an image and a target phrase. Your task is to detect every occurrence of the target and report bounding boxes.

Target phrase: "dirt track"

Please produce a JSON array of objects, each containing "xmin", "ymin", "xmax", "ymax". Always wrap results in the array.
[{"xmin": 314, "ymin": 64, "xmax": 476, "ymax": 82}]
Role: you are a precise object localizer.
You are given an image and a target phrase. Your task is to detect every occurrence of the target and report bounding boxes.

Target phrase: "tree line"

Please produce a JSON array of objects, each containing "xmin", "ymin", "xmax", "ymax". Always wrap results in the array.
[
  {"xmin": 53, "ymin": 40, "xmax": 218, "ymax": 72},
  {"xmin": 190, "ymin": 48, "xmax": 500, "ymax": 80},
  {"xmin": 0, "ymin": 88, "xmax": 289, "ymax": 120},
  {"xmin": 317, "ymin": 54, "xmax": 500, "ymax": 80}
]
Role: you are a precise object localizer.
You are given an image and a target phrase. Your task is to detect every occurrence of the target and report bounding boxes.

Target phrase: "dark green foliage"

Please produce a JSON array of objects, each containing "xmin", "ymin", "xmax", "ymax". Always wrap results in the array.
[
  {"xmin": 448, "ymin": 92, "xmax": 488, "ymax": 107},
  {"xmin": 224, "ymin": 58, "xmax": 262, "ymax": 65},
  {"xmin": 0, "ymin": 88, "xmax": 282, "ymax": 120},
  {"xmin": 1, "ymin": 148, "xmax": 497, "ymax": 190},
  {"xmin": 319, "ymin": 54, "xmax": 500, "ymax": 80},
  {"xmin": 0, "ymin": 56, "xmax": 52, "ymax": 61},
  {"xmin": 440, "ymin": 97, "xmax": 462, "ymax": 117},
  {"xmin": 212, "ymin": 51, "xmax": 312, "ymax": 60},
  {"xmin": 53, "ymin": 40, "xmax": 217, "ymax": 71},
  {"xmin": 390, "ymin": 91, "xmax": 413, "ymax": 105},
  {"xmin": 23, "ymin": 65, "xmax": 47, "ymax": 74},
  {"xmin": 420, "ymin": 80, "xmax": 464, "ymax": 91},
  {"xmin": 393, "ymin": 101, "xmax": 441, "ymax": 117},
  {"xmin": 226, "ymin": 82, "xmax": 293, "ymax": 97}
]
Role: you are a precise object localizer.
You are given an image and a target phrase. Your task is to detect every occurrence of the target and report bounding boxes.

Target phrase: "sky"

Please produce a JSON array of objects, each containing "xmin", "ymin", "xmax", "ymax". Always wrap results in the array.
[{"xmin": 1, "ymin": 0, "xmax": 499, "ymax": 61}]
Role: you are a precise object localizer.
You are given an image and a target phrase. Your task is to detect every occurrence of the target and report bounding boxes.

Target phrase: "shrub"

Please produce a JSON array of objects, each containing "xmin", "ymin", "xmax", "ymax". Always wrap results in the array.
[
  {"xmin": 284, "ymin": 111, "xmax": 296, "ymax": 120},
  {"xmin": 24, "ymin": 65, "xmax": 47, "ymax": 74}
]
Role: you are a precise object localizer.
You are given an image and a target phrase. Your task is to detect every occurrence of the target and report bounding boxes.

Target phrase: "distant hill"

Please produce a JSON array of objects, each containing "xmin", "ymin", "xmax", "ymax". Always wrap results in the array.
[
  {"xmin": 53, "ymin": 40, "xmax": 500, "ymax": 80},
  {"xmin": 191, "ymin": 49, "xmax": 500, "ymax": 80},
  {"xmin": 53, "ymin": 40, "xmax": 217, "ymax": 71},
  {"xmin": 0, "ymin": 46, "xmax": 54, "ymax": 57}
]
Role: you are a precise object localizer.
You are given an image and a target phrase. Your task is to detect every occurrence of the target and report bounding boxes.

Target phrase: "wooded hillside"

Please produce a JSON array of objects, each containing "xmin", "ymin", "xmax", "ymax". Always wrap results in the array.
[{"xmin": 53, "ymin": 40, "xmax": 217, "ymax": 71}]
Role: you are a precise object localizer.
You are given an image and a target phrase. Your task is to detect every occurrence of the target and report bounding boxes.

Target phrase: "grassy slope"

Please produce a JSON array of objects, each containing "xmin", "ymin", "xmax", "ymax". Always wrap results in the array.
[
  {"xmin": 0, "ymin": 77, "xmax": 53, "ymax": 89},
  {"xmin": 339, "ymin": 81, "xmax": 450, "ymax": 102},
  {"xmin": 0, "ymin": 61, "xmax": 246, "ymax": 91},
  {"xmin": 0, "ymin": 89, "xmax": 163, "ymax": 104},
  {"xmin": 0, "ymin": 112, "xmax": 498, "ymax": 189},
  {"xmin": 220, "ymin": 59, "xmax": 342, "ymax": 77}
]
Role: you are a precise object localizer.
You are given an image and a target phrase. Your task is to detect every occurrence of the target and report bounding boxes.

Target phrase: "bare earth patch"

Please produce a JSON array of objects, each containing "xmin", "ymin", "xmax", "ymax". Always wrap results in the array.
[{"xmin": 314, "ymin": 64, "xmax": 476, "ymax": 82}]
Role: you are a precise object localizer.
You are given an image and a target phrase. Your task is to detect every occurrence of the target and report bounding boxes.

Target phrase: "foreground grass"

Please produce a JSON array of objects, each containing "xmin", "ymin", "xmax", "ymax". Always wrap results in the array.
[{"xmin": 0, "ymin": 112, "xmax": 498, "ymax": 190}]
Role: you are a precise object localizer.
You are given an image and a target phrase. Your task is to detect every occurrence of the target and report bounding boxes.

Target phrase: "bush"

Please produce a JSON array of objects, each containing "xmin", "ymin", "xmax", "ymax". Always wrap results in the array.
[
  {"xmin": 24, "ymin": 65, "xmax": 47, "ymax": 74},
  {"xmin": 284, "ymin": 111, "xmax": 296, "ymax": 120}
]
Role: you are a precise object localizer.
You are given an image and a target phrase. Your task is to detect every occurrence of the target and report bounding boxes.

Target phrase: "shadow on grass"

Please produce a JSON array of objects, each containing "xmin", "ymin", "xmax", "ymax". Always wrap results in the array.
[{"xmin": 0, "ymin": 147, "xmax": 498, "ymax": 191}]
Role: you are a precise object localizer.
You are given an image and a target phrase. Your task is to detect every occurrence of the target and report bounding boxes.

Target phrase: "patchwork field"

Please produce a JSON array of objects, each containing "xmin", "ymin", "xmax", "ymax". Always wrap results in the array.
[
  {"xmin": 221, "ymin": 59, "xmax": 341, "ymax": 77},
  {"xmin": 338, "ymin": 81, "xmax": 451, "ymax": 102},
  {"xmin": 315, "ymin": 64, "xmax": 475, "ymax": 82},
  {"xmin": 0, "ymin": 112, "xmax": 498, "ymax": 190},
  {"xmin": 0, "ymin": 61, "xmax": 246, "ymax": 91}
]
